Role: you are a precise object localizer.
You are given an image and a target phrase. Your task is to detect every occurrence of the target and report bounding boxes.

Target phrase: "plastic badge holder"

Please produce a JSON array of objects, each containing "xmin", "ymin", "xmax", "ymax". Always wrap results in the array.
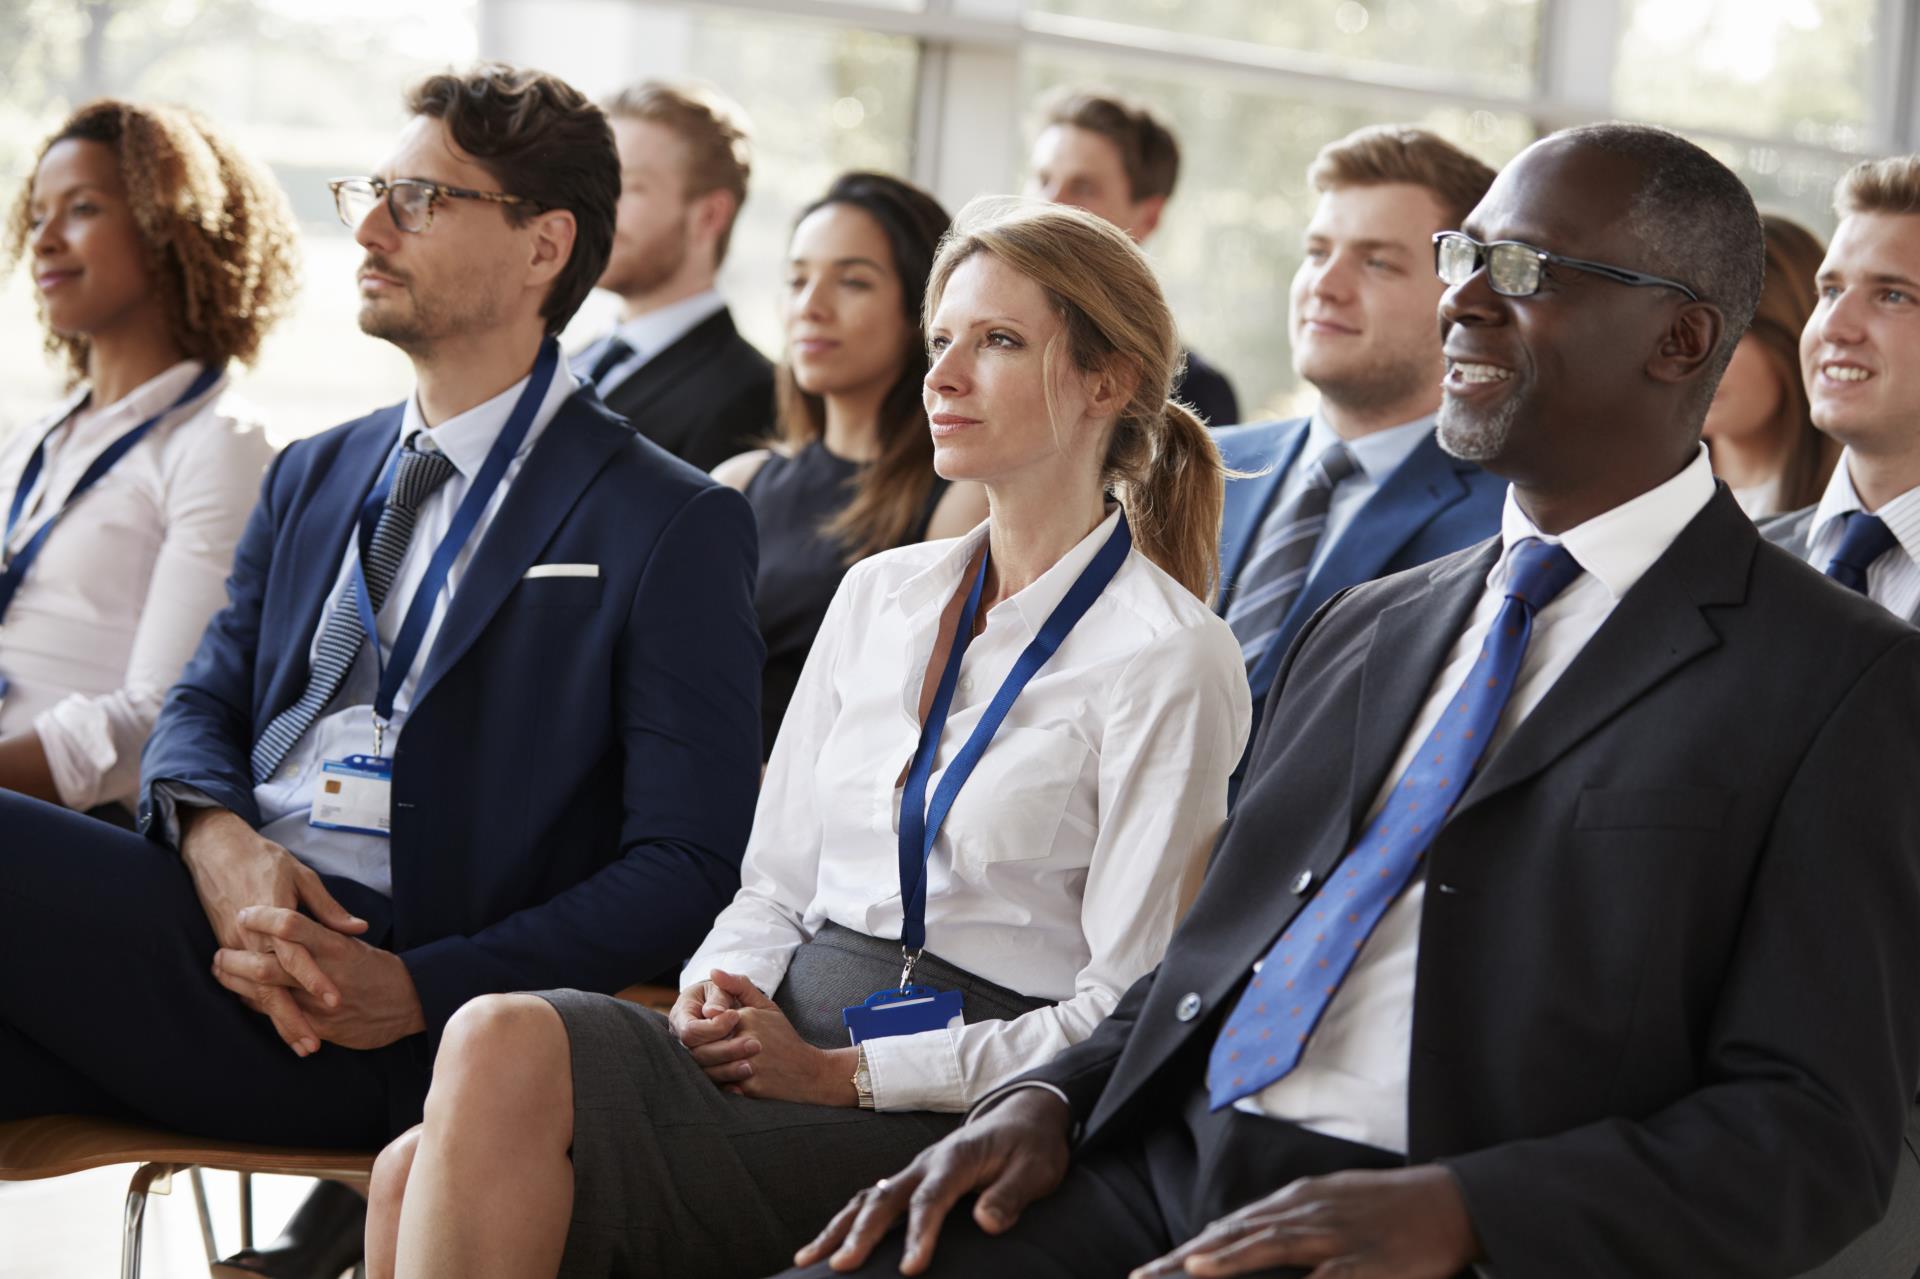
[{"xmin": 843, "ymin": 984, "xmax": 965, "ymax": 1044}]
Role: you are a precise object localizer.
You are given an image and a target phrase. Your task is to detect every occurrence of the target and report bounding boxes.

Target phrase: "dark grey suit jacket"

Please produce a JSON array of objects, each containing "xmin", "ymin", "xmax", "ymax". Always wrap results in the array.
[
  {"xmin": 1019, "ymin": 488, "xmax": 1920, "ymax": 1277},
  {"xmin": 1758, "ymin": 499, "xmax": 1920, "ymax": 1279}
]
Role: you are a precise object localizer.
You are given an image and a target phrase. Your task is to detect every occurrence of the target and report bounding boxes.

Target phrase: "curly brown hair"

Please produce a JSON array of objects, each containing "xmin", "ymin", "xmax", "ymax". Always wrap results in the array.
[{"xmin": 3, "ymin": 99, "xmax": 300, "ymax": 385}]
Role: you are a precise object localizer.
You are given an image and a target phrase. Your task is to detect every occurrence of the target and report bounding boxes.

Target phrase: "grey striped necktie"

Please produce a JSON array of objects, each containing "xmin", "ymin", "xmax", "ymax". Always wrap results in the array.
[
  {"xmin": 250, "ymin": 437, "xmax": 458, "ymax": 784},
  {"xmin": 1226, "ymin": 441, "xmax": 1359, "ymax": 673}
]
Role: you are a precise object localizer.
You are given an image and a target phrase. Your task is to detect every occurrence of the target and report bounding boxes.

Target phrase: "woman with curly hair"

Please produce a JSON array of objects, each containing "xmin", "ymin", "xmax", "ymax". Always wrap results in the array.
[{"xmin": 0, "ymin": 99, "xmax": 297, "ymax": 821}]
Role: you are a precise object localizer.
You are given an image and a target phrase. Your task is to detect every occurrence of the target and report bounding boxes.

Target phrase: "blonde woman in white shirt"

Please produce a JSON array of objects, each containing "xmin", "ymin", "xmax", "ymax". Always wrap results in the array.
[
  {"xmin": 364, "ymin": 199, "xmax": 1252, "ymax": 1279},
  {"xmin": 0, "ymin": 100, "xmax": 294, "ymax": 819}
]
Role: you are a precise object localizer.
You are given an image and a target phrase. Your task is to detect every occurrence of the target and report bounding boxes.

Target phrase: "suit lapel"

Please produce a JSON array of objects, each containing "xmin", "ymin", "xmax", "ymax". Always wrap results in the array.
[
  {"xmin": 409, "ymin": 393, "xmax": 626, "ymax": 710},
  {"xmin": 1452, "ymin": 491, "xmax": 1751, "ymax": 818},
  {"xmin": 604, "ymin": 309, "xmax": 731, "ymax": 424},
  {"xmin": 1218, "ymin": 422, "xmax": 1308, "ymax": 610},
  {"xmin": 266, "ymin": 410, "xmax": 400, "ymax": 718},
  {"xmin": 1249, "ymin": 435, "xmax": 1470, "ymax": 693},
  {"xmin": 1345, "ymin": 543, "xmax": 1499, "ymax": 832}
]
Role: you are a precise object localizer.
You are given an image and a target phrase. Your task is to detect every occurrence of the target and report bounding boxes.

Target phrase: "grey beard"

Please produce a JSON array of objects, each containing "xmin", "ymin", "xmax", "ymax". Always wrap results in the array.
[{"xmin": 1437, "ymin": 394, "xmax": 1519, "ymax": 463}]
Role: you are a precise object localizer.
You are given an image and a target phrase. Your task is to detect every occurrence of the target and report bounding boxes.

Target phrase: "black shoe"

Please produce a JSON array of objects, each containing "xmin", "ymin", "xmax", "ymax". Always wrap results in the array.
[{"xmin": 210, "ymin": 1179, "xmax": 367, "ymax": 1279}]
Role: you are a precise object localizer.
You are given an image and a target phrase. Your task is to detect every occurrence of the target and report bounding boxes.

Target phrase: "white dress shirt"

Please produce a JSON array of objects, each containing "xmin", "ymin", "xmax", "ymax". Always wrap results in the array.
[
  {"xmin": 1244, "ymin": 446, "xmax": 1718, "ymax": 1152},
  {"xmin": 684, "ymin": 509, "xmax": 1252, "ymax": 1113},
  {"xmin": 0, "ymin": 361, "xmax": 273, "ymax": 810},
  {"xmin": 573, "ymin": 288, "xmax": 726, "ymax": 398},
  {"xmin": 1269, "ymin": 411, "xmax": 1434, "ymax": 578},
  {"xmin": 250, "ymin": 361, "xmax": 578, "ymax": 896},
  {"xmin": 1803, "ymin": 450, "xmax": 1920, "ymax": 621}
]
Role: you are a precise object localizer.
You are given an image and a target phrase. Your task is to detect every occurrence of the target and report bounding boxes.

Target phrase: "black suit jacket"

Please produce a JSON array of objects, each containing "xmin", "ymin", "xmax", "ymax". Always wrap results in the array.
[
  {"xmin": 599, "ymin": 307, "xmax": 774, "ymax": 472},
  {"xmin": 1021, "ymin": 488, "xmax": 1920, "ymax": 1276},
  {"xmin": 1176, "ymin": 347, "xmax": 1239, "ymax": 427}
]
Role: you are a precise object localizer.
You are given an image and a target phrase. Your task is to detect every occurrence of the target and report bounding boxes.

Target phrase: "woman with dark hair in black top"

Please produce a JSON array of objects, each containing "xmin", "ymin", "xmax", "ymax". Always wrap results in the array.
[{"xmin": 714, "ymin": 172, "xmax": 986, "ymax": 754}]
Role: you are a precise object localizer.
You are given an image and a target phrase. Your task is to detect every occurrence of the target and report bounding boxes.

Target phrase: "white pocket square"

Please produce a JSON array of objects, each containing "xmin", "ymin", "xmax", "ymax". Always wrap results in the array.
[{"xmin": 523, "ymin": 563, "xmax": 600, "ymax": 579}]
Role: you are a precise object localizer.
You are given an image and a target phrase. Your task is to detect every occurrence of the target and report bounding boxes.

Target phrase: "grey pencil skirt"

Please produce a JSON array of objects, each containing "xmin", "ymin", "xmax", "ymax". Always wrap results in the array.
[{"xmin": 534, "ymin": 923, "xmax": 1048, "ymax": 1279}]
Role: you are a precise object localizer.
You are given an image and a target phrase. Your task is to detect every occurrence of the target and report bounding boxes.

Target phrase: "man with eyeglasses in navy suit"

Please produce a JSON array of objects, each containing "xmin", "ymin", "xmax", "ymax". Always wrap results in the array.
[{"xmin": 0, "ymin": 63, "xmax": 761, "ymax": 1279}]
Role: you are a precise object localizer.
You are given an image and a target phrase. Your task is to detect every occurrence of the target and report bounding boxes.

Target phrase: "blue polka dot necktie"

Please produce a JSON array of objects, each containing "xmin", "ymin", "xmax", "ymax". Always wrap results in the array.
[
  {"xmin": 1207, "ymin": 536, "xmax": 1584, "ymax": 1111},
  {"xmin": 1824, "ymin": 511, "xmax": 1898, "ymax": 595}
]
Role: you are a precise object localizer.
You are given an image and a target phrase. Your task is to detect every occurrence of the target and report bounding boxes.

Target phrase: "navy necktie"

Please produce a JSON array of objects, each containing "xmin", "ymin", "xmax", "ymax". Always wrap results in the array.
[
  {"xmin": 1824, "ymin": 511, "xmax": 1898, "ymax": 595},
  {"xmin": 250, "ymin": 438, "xmax": 457, "ymax": 783},
  {"xmin": 1207, "ymin": 537, "xmax": 1584, "ymax": 1110},
  {"xmin": 585, "ymin": 337, "xmax": 635, "ymax": 389}
]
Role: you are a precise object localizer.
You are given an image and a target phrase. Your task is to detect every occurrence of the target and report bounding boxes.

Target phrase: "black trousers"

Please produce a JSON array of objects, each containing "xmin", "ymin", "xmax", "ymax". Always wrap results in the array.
[
  {"xmin": 0, "ymin": 790, "xmax": 420, "ymax": 1147},
  {"xmin": 777, "ymin": 1061, "xmax": 1406, "ymax": 1279}
]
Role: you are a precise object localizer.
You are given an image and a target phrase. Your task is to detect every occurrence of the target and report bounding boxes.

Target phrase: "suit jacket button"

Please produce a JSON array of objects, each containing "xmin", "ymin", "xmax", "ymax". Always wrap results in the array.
[
  {"xmin": 1176, "ymin": 993, "xmax": 1202, "ymax": 1022},
  {"xmin": 1290, "ymin": 870, "xmax": 1314, "ymax": 896}
]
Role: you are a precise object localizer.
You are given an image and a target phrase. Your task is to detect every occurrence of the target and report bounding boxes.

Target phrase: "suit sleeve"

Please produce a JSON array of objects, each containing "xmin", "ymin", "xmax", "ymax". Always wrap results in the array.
[
  {"xmin": 1443, "ymin": 634, "xmax": 1920, "ymax": 1277},
  {"xmin": 137, "ymin": 447, "xmax": 291, "ymax": 841},
  {"xmin": 399, "ymin": 482, "xmax": 764, "ymax": 1034}
]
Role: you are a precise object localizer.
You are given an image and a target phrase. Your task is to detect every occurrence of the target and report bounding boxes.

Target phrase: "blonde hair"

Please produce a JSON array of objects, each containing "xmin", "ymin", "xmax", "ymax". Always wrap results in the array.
[
  {"xmin": 1834, "ymin": 154, "xmax": 1920, "ymax": 218},
  {"xmin": 926, "ymin": 198, "xmax": 1228, "ymax": 602},
  {"xmin": 605, "ymin": 80, "xmax": 752, "ymax": 264},
  {"xmin": 5, "ymin": 99, "xmax": 299, "ymax": 385},
  {"xmin": 1307, "ymin": 124, "xmax": 1497, "ymax": 227}
]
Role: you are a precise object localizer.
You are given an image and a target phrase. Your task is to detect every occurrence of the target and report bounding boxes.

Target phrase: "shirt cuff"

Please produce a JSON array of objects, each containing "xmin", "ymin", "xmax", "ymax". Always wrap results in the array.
[
  {"xmin": 148, "ymin": 780, "xmax": 223, "ymax": 852},
  {"xmin": 860, "ymin": 1026, "xmax": 968, "ymax": 1113},
  {"xmin": 678, "ymin": 949, "xmax": 793, "ymax": 1002},
  {"xmin": 33, "ymin": 696, "xmax": 124, "ymax": 811}
]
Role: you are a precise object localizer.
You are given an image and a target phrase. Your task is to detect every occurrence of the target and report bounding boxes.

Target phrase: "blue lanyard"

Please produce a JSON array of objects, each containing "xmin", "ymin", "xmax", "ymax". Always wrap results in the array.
[
  {"xmin": 896, "ymin": 510, "xmax": 1133, "ymax": 965},
  {"xmin": 0, "ymin": 362, "xmax": 224, "ymax": 625},
  {"xmin": 350, "ymin": 337, "xmax": 559, "ymax": 740}
]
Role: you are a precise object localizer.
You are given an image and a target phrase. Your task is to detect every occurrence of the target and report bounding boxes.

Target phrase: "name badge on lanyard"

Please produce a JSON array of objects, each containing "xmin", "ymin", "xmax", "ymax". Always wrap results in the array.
[
  {"xmin": 842, "ymin": 510, "xmax": 1133, "ymax": 1045},
  {"xmin": 307, "ymin": 338, "xmax": 559, "ymax": 839}
]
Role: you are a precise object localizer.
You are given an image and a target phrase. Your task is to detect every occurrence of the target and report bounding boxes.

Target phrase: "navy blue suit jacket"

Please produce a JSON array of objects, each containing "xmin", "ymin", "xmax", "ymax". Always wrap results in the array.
[
  {"xmin": 138, "ymin": 387, "xmax": 764, "ymax": 1051},
  {"xmin": 1217, "ymin": 417, "xmax": 1504, "ymax": 734}
]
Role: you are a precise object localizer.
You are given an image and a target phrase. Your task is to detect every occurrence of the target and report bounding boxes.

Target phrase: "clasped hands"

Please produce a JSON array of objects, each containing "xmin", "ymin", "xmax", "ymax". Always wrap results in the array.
[
  {"xmin": 182, "ymin": 807, "xmax": 424, "ymax": 1056},
  {"xmin": 669, "ymin": 968, "xmax": 859, "ymax": 1107},
  {"xmin": 794, "ymin": 1088, "xmax": 1481, "ymax": 1278}
]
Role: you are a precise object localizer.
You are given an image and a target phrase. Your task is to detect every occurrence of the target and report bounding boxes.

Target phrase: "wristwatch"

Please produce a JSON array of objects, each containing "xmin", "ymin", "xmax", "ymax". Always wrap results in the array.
[{"xmin": 853, "ymin": 1044, "xmax": 876, "ymax": 1110}]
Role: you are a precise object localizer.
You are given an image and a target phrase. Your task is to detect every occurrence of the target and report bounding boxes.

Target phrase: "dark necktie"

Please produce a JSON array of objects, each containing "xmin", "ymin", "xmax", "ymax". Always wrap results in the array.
[
  {"xmin": 584, "ymin": 337, "xmax": 636, "ymax": 389},
  {"xmin": 1207, "ymin": 537, "xmax": 1584, "ymax": 1111},
  {"xmin": 1824, "ymin": 511, "xmax": 1898, "ymax": 595},
  {"xmin": 1226, "ymin": 443, "xmax": 1359, "ymax": 673},
  {"xmin": 250, "ymin": 437, "xmax": 458, "ymax": 783}
]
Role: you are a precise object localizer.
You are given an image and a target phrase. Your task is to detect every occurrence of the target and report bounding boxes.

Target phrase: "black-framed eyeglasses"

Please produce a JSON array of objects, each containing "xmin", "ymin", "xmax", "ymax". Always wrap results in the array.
[
  {"xmin": 328, "ymin": 176, "xmax": 538, "ymax": 235},
  {"xmin": 1433, "ymin": 231, "xmax": 1700, "ymax": 302}
]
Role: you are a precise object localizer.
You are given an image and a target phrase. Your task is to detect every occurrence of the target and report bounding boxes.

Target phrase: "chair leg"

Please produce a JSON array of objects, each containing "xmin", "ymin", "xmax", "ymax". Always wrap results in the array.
[
  {"xmin": 239, "ymin": 1169, "xmax": 254, "ymax": 1249},
  {"xmin": 190, "ymin": 1165, "xmax": 218, "ymax": 1266},
  {"xmin": 122, "ymin": 1162, "xmax": 175, "ymax": 1279}
]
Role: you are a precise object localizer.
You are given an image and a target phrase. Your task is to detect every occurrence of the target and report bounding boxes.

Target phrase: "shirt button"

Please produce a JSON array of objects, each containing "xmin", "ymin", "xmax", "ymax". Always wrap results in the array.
[
  {"xmin": 1290, "ymin": 870, "xmax": 1314, "ymax": 896},
  {"xmin": 959, "ymin": 676, "xmax": 975, "ymax": 693},
  {"xmin": 1176, "ymin": 993, "xmax": 1203, "ymax": 1022}
]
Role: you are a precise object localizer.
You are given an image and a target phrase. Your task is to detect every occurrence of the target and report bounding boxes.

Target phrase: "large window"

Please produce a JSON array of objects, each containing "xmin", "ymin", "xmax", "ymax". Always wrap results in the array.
[
  {"xmin": 1030, "ymin": 0, "xmax": 1545, "ymax": 97},
  {"xmin": 1020, "ymin": 48, "xmax": 1532, "ymax": 421},
  {"xmin": 543, "ymin": 4, "xmax": 922, "ymax": 362},
  {"xmin": 0, "ymin": 0, "xmax": 477, "ymax": 442}
]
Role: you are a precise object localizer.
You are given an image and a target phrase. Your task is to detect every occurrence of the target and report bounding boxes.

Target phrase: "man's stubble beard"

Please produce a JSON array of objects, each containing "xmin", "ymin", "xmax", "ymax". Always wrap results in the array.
[
  {"xmin": 603, "ymin": 209, "xmax": 691, "ymax": 302},
  {"xmin": 1298, "ymin": 343, "xmax": 1438, "ymax": 426}
]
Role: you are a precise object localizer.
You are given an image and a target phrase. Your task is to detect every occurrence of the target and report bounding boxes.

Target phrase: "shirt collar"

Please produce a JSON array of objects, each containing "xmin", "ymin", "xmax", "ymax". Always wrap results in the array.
[
  {"xmin": 1304, "ymin": 409, "xmax": 1436, "ymax": 483},
  {"xmin": 1493, "ymin": 443, "xmax": 1716, "ymax": 602},
  {"xmin": 1808, "ymin": 449, "xmax": 1920, "ymax": 569},
  {"xmin": 400, "ymin": 355, "xmax": 579, "ymax": 478},
  {"xmin": 32, "ymin": 359, "xmax": 210, "ymax": 446},
  {"xmin": 893, "ymin": 507, "xmax": 1126, "ymax": 639},
  {"xmin": 612, "ymin": 289, "xmax": 725, "ymax": 361}
]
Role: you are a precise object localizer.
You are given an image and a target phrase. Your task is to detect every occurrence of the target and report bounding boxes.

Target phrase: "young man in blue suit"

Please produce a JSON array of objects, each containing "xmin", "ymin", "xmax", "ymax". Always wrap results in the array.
[
  {"xmin": 0, "ymin": 64, "xmax": 762, "ymax": 1277},
  {"xmin": 1217, "ymin": 126, "xmax": 1504, "ymax": 754}
]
